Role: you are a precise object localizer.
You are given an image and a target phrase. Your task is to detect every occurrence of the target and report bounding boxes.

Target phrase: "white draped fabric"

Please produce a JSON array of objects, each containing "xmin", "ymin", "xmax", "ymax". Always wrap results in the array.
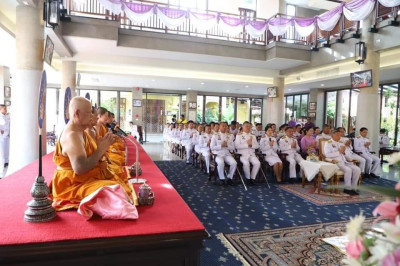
[
  {"xmin": 378, "ymin": 0, "xmax": 400, "ymax": 7},
  {"xmin": 98, "ymin": 0, "xmax": 122, "ymax": 15},
  {"xmin": 123, "ymin": 4, "xmax": 154, "ymax": 24},
  {"xmin": 343, "ymin": 0, "xmax": 376, "ymax": 21},
  {"xmin": 317, "ymin": 5, "xmax": 343, "ymax": 31},
  {"xmin": 219, "ymin": 16, "xmax": 243, "ymax": 36},
  {"xmin": 294, "ymin": 19, "xmax": 316, "ymax": 37},
  {"xmin": 268, "ymin": 18, "xmax": 291, "ymax": 36},
  {"xmin": 156, "ymin": 7, "xmax": 187, "ymax": 28},
  {"xmin": 300, "ymin": 160, "xmax": 339, "ymax": 182},
  {"xmin": 245, "ymin": 22, "xmax": 267, "ymax": 38},
  {"xmin": 189, "ymin": 12, "xmax": 218, "ymax": 32}
]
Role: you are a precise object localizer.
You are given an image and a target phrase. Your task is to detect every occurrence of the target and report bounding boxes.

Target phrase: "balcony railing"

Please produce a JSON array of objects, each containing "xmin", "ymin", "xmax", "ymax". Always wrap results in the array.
[{"xmin": 64, "ymin": 0, "xmax": 399, "ymax": 48}]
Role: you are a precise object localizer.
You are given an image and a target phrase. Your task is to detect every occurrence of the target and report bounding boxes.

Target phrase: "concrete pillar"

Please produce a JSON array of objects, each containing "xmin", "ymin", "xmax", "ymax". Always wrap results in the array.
[
  {"xmin": 355, "ymin": 16, "xmax": 380, "ymax": 153},
  {"xmin": 336, "ymin": 90, "xmax": 343, "ymax": 128},
  {"xmin": 57, "ymin": 60, "xmax": 76, "ymax": 135},
  {"xmin": 308, "ymin": 88, "xmax": 324, "ymax": 127},
  {"xmin": 9, "ymin": 1, "xmax": 44, "ymax": 174},
  {"xmin": 264, "ymin": 77, "xmax": 285, "ymax": 125},
  {"xmin": 186, "ymin": 90, "xmax": 197, "ymax": 122},
  {"xmin": 132, "ymin": 87, "xmax": 143, "ymax": 126}
]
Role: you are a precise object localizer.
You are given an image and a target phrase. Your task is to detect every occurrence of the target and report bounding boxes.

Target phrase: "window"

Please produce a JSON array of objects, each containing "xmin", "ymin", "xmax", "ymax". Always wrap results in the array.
[
  {"xmin": 286, "ymin": 4, "xmax": 296, "ymax": 17},
  {"xmin": 197, "ymin": 95, "xmax": 204, "ymax": 123},
  {"xmin": 205, "ymin": 96, "xmax": 220, "ymax": 123},
  {"xmin": 181, "ymin": 95, "xmax": 187, "ymax": 117},
  {"xmin": 100, "ymin": 91, "xmax": 118, "ymax": 116},
  {"xmin": 338, "ymin": 90, "xmax": 350, "ymax": 132},
  {"xmin": 293, "ymin": 95, "xmax": 301, "ymax": 119},
  {"xmin": 300, "ymin": 94, "xmax": 308, "ymax": 118},
  {"xmin": 350, "ymin": 89, "xmax": 359, "ymax": 135},
  {"xmin": 325, "ymin": 91, "xmax": 337, "ymax": 128},
  {"xmin": 236, "ymin": 98, "xmax": 250, "ymax": 123},
  {"xmin": 120, "ymin": 92, "xmax": 132, "ymax": 131},
  {"xmin": 381, "ymin": 84, "xmax": 399, "ymax": 145},
  {"xmin": 79, "ymin": 89, "xmax": 98, "ymax": 107},
  {"xmin": 221, "ymin": 97, "xmax": 235, "ymax": 124},
  {"xmin": 250, "ymin": 98, "xmax": 262, "ymax": 124},
  {"xmin": 285, "ymin": 95, "xmax": 293, "ymax": 122}
]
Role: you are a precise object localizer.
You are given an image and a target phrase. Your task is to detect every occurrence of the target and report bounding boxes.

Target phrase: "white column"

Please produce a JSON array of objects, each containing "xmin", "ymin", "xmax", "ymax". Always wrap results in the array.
[
  {"xmin": 186, "ymin": 90, "xmax": 197, "ymax": 122},
  {"xmin": 132, "ymin": 87, "xmax": 143, "ymax": 126},
  {"xmin": 264, "ymin": 77, "xmax": 285, "ymax": 125},
  {"xmin": 336, "ymin": 90, "xmax": 343, "ymax": 128},
  {"xmin": 57, "ymin": 60, "xmax": 76, "ymax": 135},
  {"xmin": 355, "ymin": 16, "xmax": 380, "ymax": 153},
  {"xmin": 9, "ymin": 2, "xmax": 44, "ymax": 175}
]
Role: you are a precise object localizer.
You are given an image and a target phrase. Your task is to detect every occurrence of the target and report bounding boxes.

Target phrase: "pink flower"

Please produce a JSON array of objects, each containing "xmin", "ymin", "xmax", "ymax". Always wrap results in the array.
[
  {"xmin": 382, "ymin": 247, "xmax": 400, "ymax": 266},
  {"xmin": 372, "ymin": 182, "xmax": 400, "ymax": 224},
  {"xmin": 346, "ymin": 239, "xmax": 366, "ymax": 259}
]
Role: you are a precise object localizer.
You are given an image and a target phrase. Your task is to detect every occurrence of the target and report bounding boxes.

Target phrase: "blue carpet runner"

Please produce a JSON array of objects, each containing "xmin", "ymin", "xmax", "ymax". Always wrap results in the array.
[{"xmin": 154, "ymin": 160, "xmax": 395, "ymax": 266}]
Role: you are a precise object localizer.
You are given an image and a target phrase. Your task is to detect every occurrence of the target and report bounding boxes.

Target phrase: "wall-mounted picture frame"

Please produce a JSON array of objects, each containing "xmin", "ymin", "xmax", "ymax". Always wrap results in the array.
[
  {"xmin": 189, "ymin": 102, "xmax": 197, "ymax": 109},
  {"xmin": 43, "ymin": 35, "xmax": 54, "ymax": 66},
  {"xmin": 133, "ymin": 99, "xmax": 142, "ymax": 107},
  {"xmin": 267, "ymin": 86, "xmax": 277, "ymax": 98},
  {"xmin": 4, "ymin": 100, "xmax": 11, "ymax": 106},
  {"xmin": 351, "ymin": 69, "xmax": 372, "ymax": 89},
  {"xmin": 4, "ymin": 86, "xmax": 11, "ymax": 98},
  {"xmin": 309, "ymin": 102, "xmax": 316, "ymax": 110},
  {"xmin": 308, "ymin": 112, "xmax": 316, "ymax": 118}
]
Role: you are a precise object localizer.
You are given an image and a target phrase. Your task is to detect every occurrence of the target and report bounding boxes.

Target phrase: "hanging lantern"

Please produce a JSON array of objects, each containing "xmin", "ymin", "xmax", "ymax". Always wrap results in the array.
[
  {"xmin": 355, "ymin": 41, "xmax": 367, "ymax": 64},
  {"xmin": 43, "ymin": 0, "xmax": 60, "ymax": 28}
]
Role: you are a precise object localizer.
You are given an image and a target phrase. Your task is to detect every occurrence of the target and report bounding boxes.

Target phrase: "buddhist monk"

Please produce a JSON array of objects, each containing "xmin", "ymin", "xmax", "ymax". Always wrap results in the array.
[{"xmin": 51, "ymin": 96, "xmax": 133, "ymax": 211}]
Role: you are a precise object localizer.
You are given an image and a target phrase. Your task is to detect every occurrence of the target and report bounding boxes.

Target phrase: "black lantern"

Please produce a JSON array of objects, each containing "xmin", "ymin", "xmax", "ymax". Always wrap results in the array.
[
  {"xmin": 43, "ymin": 0, "xmax": 60, "ymax": 28},
  {"xmin": 355, "ymin": 41, "xmax": 367, "ymax": 64}
]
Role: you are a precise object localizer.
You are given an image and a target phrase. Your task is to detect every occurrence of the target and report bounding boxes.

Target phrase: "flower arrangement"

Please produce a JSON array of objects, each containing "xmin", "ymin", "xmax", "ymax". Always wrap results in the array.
[
  {"xmin": 343, "ymin": 152, "xmax": 400, "ymax": 265},
  {"xmin": 307, "ymin": 153, "xmax": 319, "ymax": 162}
]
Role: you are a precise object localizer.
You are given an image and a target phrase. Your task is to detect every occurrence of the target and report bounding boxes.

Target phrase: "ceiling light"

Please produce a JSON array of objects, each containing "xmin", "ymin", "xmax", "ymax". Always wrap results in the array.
[
  {"xmin": 145, "ymin": 84, "xmax": 149, "ymax": 87},
  {"xmin": 321, "ymin": 84, "xmax": 325, "ymax": 87},
  {"xmin": 288, "ymin": 89, "xmax": 292, "ymax": 91},
  {"xmin": 245, "ymin": 85, "xmax": 249, "ymax": 88},
  {"xmin": 226, "ymin": 90, "xmax": 230, "ymax": 92},
  {"xmin": 188, "ymin": 88, "xmax": 191, "ymax": 90},
  {"xmin": 200, "ymin": 82, "xmax": 205, "ymax": 85},
  {"xmin": 151, "ymin": 79, "xmax": 155, "ymax": 82}
]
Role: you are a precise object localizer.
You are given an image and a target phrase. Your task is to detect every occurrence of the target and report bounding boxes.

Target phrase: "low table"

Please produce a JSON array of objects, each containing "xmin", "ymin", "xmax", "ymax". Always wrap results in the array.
[
  {"xmin": 379, "ymin": 147, "xmax": 398, "ymax": 163},
  {"xmin": 300, "ymin": 160, "xmax": 339, "ymax": 194}
]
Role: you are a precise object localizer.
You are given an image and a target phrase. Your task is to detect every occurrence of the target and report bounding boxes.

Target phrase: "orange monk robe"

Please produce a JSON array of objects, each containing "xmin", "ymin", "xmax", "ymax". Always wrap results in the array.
[
  {"xmin": 51, "ymin": 132, "xmax": 132, "ymax": 211},
  {"xmin": 98, "ymin": 124, "xmax": 126, "ymax": 165}
]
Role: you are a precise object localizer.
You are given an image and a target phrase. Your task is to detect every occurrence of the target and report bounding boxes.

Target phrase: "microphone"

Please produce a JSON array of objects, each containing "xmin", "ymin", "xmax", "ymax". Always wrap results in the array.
[
  {"xmin": 269, "ymin": 137, "xmax": 272, "ymax": 142},
  {"xmin": 106, "ymin": 123, "xmax": 128, "ymax": 137}
]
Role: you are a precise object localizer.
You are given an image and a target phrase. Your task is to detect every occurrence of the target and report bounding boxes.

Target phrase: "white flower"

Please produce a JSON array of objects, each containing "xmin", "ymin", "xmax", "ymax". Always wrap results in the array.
[
  {"xmin": 388, "ymin": 152, "xmax": 400, "ymax": 165},
  {"xmin": 367, "ymin": 239, "xmax": 394, "ymax": 263},
  {"xmin": 379, "ymin": 221, "xmax": 400, "ymax": 244},
  {"xmin": 347, "ymin": 214, "xmax": 365, "ymax": 241}
]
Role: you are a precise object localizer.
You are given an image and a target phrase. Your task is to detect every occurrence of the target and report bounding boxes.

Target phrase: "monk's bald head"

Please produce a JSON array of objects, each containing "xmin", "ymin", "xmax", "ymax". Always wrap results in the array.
[{"xmin": 69, "ymin": 96, "xmax": 91, "ymax": 119}]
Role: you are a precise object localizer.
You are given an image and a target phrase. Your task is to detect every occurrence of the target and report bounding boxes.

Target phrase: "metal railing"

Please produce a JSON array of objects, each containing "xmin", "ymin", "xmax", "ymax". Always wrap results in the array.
[{"xmin": 64, "ymin": 0, "xmax": 399, "ymax": 48}]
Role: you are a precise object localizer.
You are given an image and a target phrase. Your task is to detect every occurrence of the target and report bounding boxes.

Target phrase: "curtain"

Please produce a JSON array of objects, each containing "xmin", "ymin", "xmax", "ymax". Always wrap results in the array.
[
  {"xmin": 98, "ymin": 0, "xmax": 122, "ymax": 15},
  {"xmin": 156, "ymin": 6, "xmax": 187, "ymax": 28},
  {"xmin": 190, "ymin": 12, "xmax": 218, "ymax": 32},
  {"xmin": 123, "ymin": 2, "xmax": 154, "ymax": 24}
]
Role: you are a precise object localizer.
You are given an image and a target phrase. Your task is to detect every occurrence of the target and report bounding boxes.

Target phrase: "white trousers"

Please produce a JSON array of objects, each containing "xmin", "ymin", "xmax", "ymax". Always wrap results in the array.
[
  {"xmin": 215, "ymin": 155, "xmax": 237, "ymax": 180},
  {"xmin": 0, "ymin": 140, "xmax": 6, "ymax": 177},
  {"xmin": 360, "ymin": 152, "xmax": 382, "ymax": 176},
  {"xmin": 337, "ymin": 162, "xmax": 361, "ymax": 187},
  {"xmin": 201, "ymin": 149, "xmax": 210, "ymax": 173},
  {"xmin": 347, "ymin": 153, "xmax": 366, "ymax": 174},
  {"xmin": 184, "ymin": 143, "xmax": 193, "ymax": 162},
  {"xmin": 286, "ymin": 153, "xmax": 304, "ymax": 178},
  {"xmin": 240, "ymin": 154, "xmax": 261, "ymax": 180}
]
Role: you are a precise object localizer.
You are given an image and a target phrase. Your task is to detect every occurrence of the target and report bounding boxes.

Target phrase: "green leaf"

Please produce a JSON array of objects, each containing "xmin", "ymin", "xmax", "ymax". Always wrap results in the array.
[
  {"xmin": 363, "ymin": 237, "xmax": 376, "ymax": 248},
  {"xmin": 360, "ymin": 250, "xmax": 369, "ymax": 261}
]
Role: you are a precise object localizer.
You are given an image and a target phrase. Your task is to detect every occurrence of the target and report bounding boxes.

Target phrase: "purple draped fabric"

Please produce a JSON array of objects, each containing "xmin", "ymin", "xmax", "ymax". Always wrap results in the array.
[
  {"xmin": 318, "ymin": 3, "xmax": 344, "ymax": 22},
  {"xmin": 191, "ymin": 12, "xmax": 217, "ymax": 21},
  {"xmin": 247, "ymin": 20, "xmax": 267, "ymax": 30},
  {"xmin": 268, "ymin": 17, "xmax": 291, "ymax": 26},
  {"xmin": 108, "ymin": 0, "xmax": 121, "ymax": 3},
  {"xmin": 219, "ymin": 15, "xmax": 243, "ymax": 27},
  {"xmin": 345, "ymin": 0, "xmax": 375, "ymax": 10},
  {"xmin": 157, "ymin": 6, "xmax": 187, "ymax": 19},
  {"xmin": 124, "ymin": 2, "xmax": 153, "ymax": 14},
  {"xmin": 294, "ymin": 17, "xmax": 316, "ymax": 27}
]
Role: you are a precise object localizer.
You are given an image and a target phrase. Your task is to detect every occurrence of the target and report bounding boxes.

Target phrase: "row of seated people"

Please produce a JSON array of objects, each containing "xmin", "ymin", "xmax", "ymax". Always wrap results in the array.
[
  {"xmin": 164, "ymin": 121, "xmax": 382, "ymax": 195},
  {"xmin": 50, "ymin": 97, "xmax": 137, "ymax": 219}
]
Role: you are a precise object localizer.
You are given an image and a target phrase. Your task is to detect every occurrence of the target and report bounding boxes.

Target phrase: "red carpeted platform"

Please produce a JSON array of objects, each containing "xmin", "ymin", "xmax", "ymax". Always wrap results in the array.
[{"xmin": 0, "ymin": 136, "xmax": 205, "ymax": 246}]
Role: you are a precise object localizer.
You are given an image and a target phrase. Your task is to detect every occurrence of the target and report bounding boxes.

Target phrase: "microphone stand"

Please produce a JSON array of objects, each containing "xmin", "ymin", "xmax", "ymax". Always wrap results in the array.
[{"xmin": 122, "ymin": 135, "xmax": 146, "ymax": 184}]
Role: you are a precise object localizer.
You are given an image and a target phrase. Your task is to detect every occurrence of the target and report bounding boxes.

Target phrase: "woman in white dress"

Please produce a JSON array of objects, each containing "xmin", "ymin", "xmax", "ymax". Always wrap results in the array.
[{"xmin": 260, "ymin": 126, "xmax": 283, "ymax": 183}]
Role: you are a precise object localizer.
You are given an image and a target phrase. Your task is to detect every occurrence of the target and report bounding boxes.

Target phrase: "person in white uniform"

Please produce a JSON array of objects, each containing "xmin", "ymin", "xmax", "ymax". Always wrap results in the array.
[
  {"xmin": 180, "ymin": 121, "xmax": 197, "ymax": 164},
  {"xmin": 354, "ymin": 127, "xmax": 382, "ymax": 178},
  {"xmin": 324, "ymin": 129, "xmax": 360, "ymax": 195},
  {"xmin": 252, "ymin": 123, "xmax": 265, "ymax": 140},
  {"xmin": 198, "ymin": 125, "xmax": 212, "ymax": 174},
  {"xmin": 316, "ymin": 124, "xmax": 332, "ymax": 143},
  {"xmin": 193, "ymin": 125, "xmax": 203, "ymax": 154},
  {"xmin": 210, "ymin": 122, "xmax": 237, "ymax": 185},
  {"xmin": 379, "ymin": 128, "xmax": 391, "ymax": 148},
  {"xmin": 338, "ymin": 127, "xmax": 366, "ymax": 176},
  {"xmin": 235, "ymin": 121, "xmax": 260, "ymax": 185},
  {"xmin": 279, "ymin": 127, "xmax": 304, "ymax": 182},
  {"xmin": 260, "ymin": 125, "xmax": 283, "ymax": 182},
  {"xmin": 0, "ymin": 104, "xmax": 10, "ymax": 177}
]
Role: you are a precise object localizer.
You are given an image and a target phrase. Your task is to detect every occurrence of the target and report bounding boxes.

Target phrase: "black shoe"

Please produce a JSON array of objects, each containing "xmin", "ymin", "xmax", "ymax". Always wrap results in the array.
[
  {"xmin": 289, "ymin": 179, "xmax": 296, "ymax": 184},
  {"xmin": 370, "ymin": 173, "xmax": 380, "ymax": 178},
  {"xmin": 247, "ymin": 179, "xmax": 255, "ymax": 186},
  {"xmin": 227, "ymin": 179, "xmax": 234, "ymax": 186},
  {"xmin": 4, "ymin": 163, "xmax": 8, "ymax": 167},
  {"xmin": 343, "ymin": 189, "xmax": 358, "ymax": 196},
  {"xmin": 363, "ymin": 174, "xmax": 371, "ymax": 179},
  {"xmin": 351, "ymin": 190, "xmax": 359, "ymax": 196}
]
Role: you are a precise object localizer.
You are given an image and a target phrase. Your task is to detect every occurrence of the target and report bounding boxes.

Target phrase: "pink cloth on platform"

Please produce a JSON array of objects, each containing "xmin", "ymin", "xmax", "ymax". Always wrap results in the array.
[{"xmin": 78, "ymin": 184, "xmax": 139, "ymax": 220}]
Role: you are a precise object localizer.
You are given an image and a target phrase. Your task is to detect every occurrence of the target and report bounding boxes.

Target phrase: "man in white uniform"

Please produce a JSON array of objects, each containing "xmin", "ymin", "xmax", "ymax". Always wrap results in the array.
[
  {"xmin": 324, "ymin": 129, "xmax": 360, "ymax": 195},
  {"xmin": 0, "ymin": 104, "xmax": 10, "ymax": 177},
  {"xmin": 180, "ymin": 121, "xmax": 197, "ymax": 164},
  {"xmin": 354, "ymin": 127, "xmax": 382, "ymax": 178},
  {"xmin": 198, "ymin": 125, "xmax": 212, "ymax": 174},
  {"xmin": 316, "ymin": 124, "xmax": 332, "ymax": 143},
  {"xmin": 338, "ymin": 127, "xmax": 366, "ymax": 176},
  {"xmin": 279, "ymin": 127, "xmax": 303, "ymax": 182},
  {"xmin": 210, "ymin": 122, "xmax": 237, "ymax": 185},
  {"xmin": 235, "ymin": 121, "xmax": 260, "ymax": 185}
]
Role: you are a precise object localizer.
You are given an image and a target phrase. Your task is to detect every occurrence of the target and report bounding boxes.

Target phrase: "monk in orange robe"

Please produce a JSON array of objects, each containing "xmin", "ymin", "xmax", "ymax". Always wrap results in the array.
[{"xmin": 51, "ymin": 97, "xmax": 132, "ymax": 211}]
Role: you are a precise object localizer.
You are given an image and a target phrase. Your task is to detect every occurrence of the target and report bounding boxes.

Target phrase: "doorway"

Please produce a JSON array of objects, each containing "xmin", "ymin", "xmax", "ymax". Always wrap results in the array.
[{"xmin": 143, "ymin": 93, "xmax": 182, "ymax": 142}]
